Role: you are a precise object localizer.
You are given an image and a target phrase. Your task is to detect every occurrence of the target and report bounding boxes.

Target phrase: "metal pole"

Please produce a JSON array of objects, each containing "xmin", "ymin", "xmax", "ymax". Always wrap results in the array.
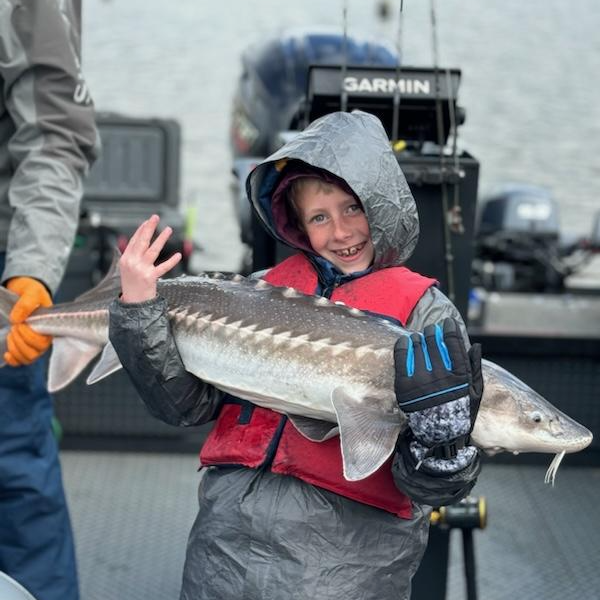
[{"xmin": 462, "ymin": 529, "xmax": 478, "ymax": 600}]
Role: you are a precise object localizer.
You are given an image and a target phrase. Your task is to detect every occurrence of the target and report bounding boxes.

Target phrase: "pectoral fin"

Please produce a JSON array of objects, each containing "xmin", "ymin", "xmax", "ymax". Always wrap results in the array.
[
  {"xmin": 331, "ymin": 387, "xmax": 404, "ymax": 482},
  {"xmin": 288, "ymin": 414, "xmax": 339, "ymax": 442},
  {"xmin": 86, "ymin": 342, "xmax": 123, "ymax": 385},
  {"xmin": 48, "ymin": 338, "xmax": 103, "ymax": 393}
]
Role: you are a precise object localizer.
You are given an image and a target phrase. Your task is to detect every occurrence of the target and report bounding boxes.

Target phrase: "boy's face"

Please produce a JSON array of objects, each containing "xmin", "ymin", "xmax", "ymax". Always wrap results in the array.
[{"xmin": 294, "ymin": 183, "xmax": 374, "ymax": 274}]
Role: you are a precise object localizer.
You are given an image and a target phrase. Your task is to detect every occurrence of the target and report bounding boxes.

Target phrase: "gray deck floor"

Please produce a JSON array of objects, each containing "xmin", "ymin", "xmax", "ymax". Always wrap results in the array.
[{"xmin": 61, "ymin": 451, "xmax": 600, "ymax": 600}]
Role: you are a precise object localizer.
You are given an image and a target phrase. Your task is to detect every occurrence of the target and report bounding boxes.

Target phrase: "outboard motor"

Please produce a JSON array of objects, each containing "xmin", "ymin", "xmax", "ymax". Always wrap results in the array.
[
  {"xmin": 473, "ymin": 185, "xmax": 566, "ymax": 292},
  {"xmin": 230, "ymin": 26, "xmax": 400, "ymax": 159}
]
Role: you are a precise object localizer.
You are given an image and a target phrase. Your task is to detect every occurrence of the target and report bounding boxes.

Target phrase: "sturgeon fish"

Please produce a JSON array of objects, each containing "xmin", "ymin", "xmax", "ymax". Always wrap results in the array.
[{"xmin": 0, "ymin": 258, "xmax": 592, "ymax": 482}]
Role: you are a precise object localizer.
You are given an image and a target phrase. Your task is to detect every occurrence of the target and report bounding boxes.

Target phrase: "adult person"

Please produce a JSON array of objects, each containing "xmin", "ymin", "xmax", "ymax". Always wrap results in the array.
[
  {"xmin": 0, "ymin": 2, "xmax": 98, "ymax": 599},
  {"xmin": 109, "ymin": 110, "xmax": 482, "ymax": 600}
]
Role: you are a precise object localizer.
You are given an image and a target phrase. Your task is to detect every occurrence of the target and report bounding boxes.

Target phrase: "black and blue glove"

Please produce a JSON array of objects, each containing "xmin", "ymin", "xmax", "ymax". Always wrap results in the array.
[{"xmin": 394, "ymin": 318, "xmax": 483, "ymax": 472}]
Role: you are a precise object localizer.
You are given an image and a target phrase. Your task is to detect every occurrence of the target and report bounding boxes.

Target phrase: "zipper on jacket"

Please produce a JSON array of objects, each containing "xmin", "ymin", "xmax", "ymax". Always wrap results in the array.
[{"xmin": 260, "ymin": 415, "xmax": 288, "ymax": 469}]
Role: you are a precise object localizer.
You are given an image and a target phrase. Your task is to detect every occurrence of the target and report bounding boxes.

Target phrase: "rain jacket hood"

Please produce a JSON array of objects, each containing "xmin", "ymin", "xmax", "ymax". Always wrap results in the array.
[{"xmin": 246, "ymin": 110, "xmax": 420, "ymax": 270}]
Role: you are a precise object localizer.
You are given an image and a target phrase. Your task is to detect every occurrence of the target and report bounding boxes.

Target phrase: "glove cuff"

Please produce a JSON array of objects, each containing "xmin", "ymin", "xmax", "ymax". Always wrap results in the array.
[
  {"xmin": 409, "ymin": 438, "xmax": 478, "ymax": 474},
  {"xmin": 5, "ymin": 276, "xmax": 52, "ymax": 300},
  {"xmin": 415, "ymin": 434, "xmax": 471, "ymax": 461}
]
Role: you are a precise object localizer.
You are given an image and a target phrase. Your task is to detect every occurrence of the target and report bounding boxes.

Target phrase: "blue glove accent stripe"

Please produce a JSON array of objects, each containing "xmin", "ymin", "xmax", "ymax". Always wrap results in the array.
[
  {"xmin": 406, "ymin": 336, "xmax": 415, "ymax": 376},
  {"xmin": 397, "ymin": 383, "xmax": 469, "ymax": 407},
  {"xmin": 420, "ymin": 333, "xmax": 433, "ymax": 371},
  {"xmin": 435, "ymin": 323, "xmax": 452, "ymax": 371}
]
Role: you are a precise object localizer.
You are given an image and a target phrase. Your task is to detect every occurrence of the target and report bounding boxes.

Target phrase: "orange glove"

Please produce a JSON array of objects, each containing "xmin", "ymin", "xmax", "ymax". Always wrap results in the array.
[{"xmin": 4, "ymin": 277, "xmax": 53, "ymax": 367}]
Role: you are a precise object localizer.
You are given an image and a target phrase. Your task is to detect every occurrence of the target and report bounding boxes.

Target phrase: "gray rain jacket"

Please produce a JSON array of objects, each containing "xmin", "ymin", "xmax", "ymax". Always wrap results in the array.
[
  {"xmin": 109, "ymin": 110, "xmax": 480, "ymax": 600},
  {"xmin": 0, "ymin": 0, "xmax": 98, "ymax": 293}
]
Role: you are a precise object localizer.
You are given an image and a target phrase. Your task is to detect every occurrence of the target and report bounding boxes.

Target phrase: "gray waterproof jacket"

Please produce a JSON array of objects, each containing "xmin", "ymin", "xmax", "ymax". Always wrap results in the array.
[
  {"xmin": 0, "ymin": 0, "xmax": 98, "ymax": 294},
  {"xmin": 109, "ymin": 111, "xmax": 480, "ymax": 600}
]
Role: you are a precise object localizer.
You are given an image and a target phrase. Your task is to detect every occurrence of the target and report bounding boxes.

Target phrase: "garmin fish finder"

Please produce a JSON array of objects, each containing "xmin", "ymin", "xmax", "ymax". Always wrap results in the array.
[{"xmin": 303, "ymin": 64, "xmax": 464, "ymax": 148}]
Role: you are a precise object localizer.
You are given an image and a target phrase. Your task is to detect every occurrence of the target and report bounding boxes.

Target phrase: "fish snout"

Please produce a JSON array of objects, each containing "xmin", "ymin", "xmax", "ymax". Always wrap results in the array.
[
  {"xmin": 568, "ymin": 426, "xmax": 594, "ymax": 453},
  {"xmin": 550, "ymin": 413, "xmax": 594, "ymax": 453}
]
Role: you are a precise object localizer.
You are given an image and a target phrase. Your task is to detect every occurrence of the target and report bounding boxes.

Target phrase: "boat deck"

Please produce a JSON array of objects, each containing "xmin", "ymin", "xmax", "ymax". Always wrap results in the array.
[{"xmin": 61, "ymin": 450, "xmax": 600, "ymax": 600}]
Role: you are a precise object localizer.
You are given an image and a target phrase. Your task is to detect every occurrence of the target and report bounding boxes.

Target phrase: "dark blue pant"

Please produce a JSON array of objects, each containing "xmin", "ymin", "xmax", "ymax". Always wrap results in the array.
[{"xmin": 0, "ymin": 256, "xmax": 79, "ymax": 600}]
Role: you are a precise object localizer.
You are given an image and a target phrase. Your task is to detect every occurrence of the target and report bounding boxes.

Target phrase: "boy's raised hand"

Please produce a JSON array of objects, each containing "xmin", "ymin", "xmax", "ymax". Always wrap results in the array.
[{"xmin": 119, "ymin": 215, "xmax": 182, "ymax": 303}]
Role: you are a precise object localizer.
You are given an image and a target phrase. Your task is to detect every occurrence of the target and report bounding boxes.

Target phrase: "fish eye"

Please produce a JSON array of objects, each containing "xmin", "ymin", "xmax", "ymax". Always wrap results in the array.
[{"xmin": 531, "ymin": 411, "xmax": 543, "ymax": 423}]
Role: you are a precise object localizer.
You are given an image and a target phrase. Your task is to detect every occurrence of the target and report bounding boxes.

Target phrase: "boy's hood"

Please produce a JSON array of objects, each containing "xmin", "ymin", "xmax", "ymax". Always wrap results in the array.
[{"xmin": 246, "ymin": 110, "xmax": 419, "ymax": 269}]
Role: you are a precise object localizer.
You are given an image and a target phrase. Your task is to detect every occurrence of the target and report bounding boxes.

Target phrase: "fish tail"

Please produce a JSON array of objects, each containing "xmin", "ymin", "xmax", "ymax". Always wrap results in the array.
[
  {"xmin": 45, "ymin": 250, "xmax": 123, "ymax": 393},
  {"xmin": 0, "ymin": 286, "xmax": 18, "ymax": 367}
]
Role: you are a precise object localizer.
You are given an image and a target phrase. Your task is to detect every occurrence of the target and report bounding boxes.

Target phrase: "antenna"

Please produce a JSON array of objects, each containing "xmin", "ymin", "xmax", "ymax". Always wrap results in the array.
[
  {"xmin": 340, "ymin": 0, "xmax": 349, "ymax": 112},
  {"xmin": 391, "ymin": 0, "xmax": 405, "ymax": 142}
]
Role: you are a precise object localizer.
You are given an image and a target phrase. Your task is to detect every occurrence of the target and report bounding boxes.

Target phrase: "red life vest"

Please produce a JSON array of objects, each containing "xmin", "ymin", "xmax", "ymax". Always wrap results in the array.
[{"xmin": 200, "ymin": 254, "xmax": 436, "ymax": 518}]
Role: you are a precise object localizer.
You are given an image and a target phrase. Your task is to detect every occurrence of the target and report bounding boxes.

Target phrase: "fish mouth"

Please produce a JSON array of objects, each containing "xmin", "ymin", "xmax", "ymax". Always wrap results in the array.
[
  {"xmin": 481, "ymin": 446, "xmax": 507, "ymax": 457},
  {"xmin": 333, "ymin": 242, "xmax": 367, "ymax": 259}
]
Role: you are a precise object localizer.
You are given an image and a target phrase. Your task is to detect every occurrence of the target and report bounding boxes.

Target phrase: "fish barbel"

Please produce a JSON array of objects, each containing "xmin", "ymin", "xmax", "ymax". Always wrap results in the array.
[{"xmin": 0, "ymin": 258, "xmax": 592, "ymax": 482}]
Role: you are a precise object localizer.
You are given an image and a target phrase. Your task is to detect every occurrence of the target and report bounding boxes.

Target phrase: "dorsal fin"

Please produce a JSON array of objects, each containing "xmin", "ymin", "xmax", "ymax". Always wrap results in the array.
[{"xmin": 73, "ymin": 249, "xmax": 121, "ymax": 303}]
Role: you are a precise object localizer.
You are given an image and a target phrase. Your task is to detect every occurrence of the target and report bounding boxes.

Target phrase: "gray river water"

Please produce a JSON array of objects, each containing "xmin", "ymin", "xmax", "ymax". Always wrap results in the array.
[{"xmin": 82, "ymin": 0, "xmax": 600, "ymax": 272}]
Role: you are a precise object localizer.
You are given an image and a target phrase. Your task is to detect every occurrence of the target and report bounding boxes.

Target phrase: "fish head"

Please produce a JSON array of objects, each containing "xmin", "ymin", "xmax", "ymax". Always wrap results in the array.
[{"xmin": 472, "ymin": 359, "xmax": 593, "ymax": 456}]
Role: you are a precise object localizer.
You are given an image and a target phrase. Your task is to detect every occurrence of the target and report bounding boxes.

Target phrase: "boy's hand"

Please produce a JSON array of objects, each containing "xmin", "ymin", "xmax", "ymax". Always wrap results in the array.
[
  {"xmin": 394, "ymin": 319, "xmax": 483, "ymax": 465},
  {"xmin": 119, "ymin": 214, "xmax": 182, "ymax": 303}
]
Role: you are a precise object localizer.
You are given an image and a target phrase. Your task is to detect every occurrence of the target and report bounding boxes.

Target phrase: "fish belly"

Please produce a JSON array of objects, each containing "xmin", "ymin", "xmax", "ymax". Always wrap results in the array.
[{"xmin": 175, "ymin": 332, "xmax": 338, "ymax": 422}]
